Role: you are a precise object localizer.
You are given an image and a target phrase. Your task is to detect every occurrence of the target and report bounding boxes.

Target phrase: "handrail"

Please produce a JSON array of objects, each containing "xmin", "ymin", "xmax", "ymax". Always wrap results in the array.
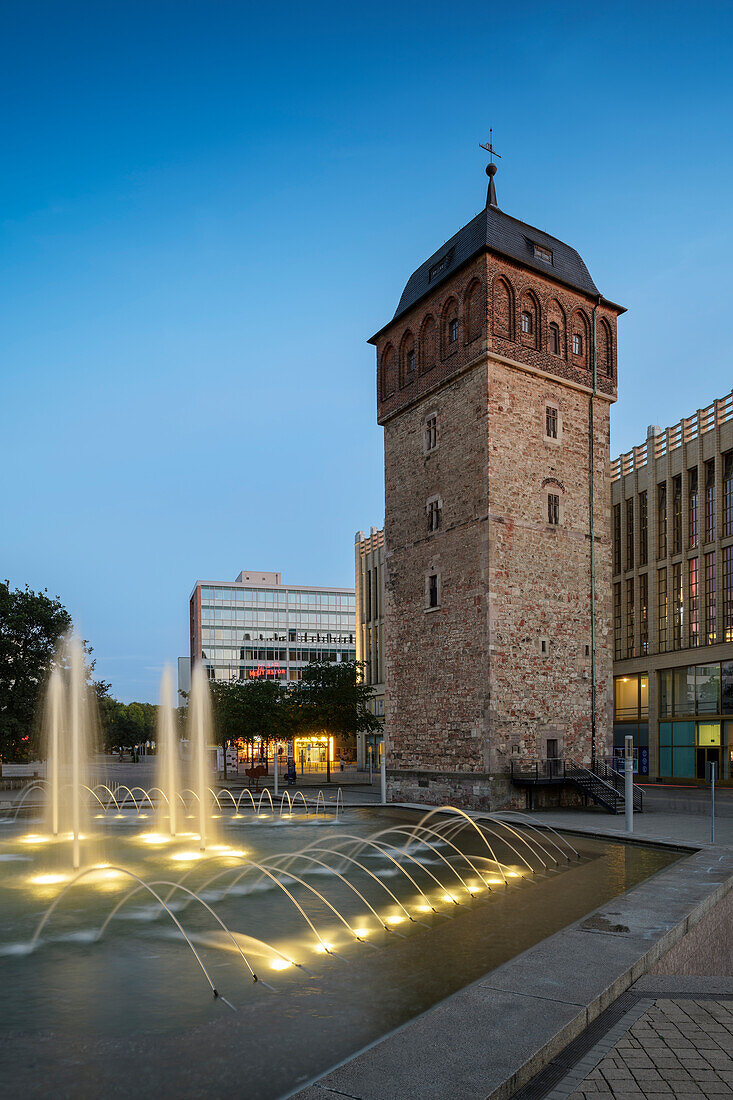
[{"xmin": 565, "ymin": 757, "xmax": 621, "ymax": 802}]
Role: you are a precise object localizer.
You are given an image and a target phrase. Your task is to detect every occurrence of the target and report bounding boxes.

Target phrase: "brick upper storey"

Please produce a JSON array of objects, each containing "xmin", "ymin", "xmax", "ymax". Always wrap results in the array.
[{"xmin": 369, "ymin": 195, "xmax": 625, "ymax": 425}]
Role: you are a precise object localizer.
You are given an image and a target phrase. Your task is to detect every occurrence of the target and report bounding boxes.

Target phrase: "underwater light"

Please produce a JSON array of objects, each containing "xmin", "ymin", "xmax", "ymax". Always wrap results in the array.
[
  {"xmin": 385, "ymin": 914, "xmax": 405, "ymax": 925},
  {"xmin": 313, "ymin": 942, "xmax": 333, "ymax": 953},
  {"xmin": 139, "ymin": 833, "xmax": 171, "ymax": 846},
  {"xmin": 467, "ymin": 886, "xmax": 481, "ymax": 894},
  {"xmin": 30, "ymin": 873, "xmax": 67, "ymax": 886},
  {"xmin": 270, "ymin": 958, "xmax": 291, "ymax": 971},
  {"xmin": 352, "ymin": 927, "xmax": 369, "ymax": 937},
  {"xmin": 171, "ymin": 851, "xmax": 203, "ymax": 862}
]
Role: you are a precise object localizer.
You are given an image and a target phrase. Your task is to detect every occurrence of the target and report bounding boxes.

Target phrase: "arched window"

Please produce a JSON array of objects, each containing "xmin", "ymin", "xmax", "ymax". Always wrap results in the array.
[
  {"xmin": 464, "ymin": 279, "xmax": 484, "ymax": 343},
  {"xmin": 420, "ymin": 315, "xmax": 437, "ymax": 374},
  {"xmin": 380, "ymin": 346, "xmax": 396, "ymax": 399},
  {"xmin": 400, "ymin": 332, "xmax": 416, "ymax": 387},
  {"xmin": 571, "ymin": 311, "xmax": 590, "ymax": 366},
  {"xmin": 520, "ymin": 291, "xmax": 540, "ymax": 349},
  {"xmin": 492, "ymin": 276, "xmax": 514, "ymax": 340},
  {"xmin": 443, "ymin": 298, "xmax": 459, "ymax": 355},
  {"xmin": 546, "ymin": 299, "xmax": 566, "ymax": 359}
]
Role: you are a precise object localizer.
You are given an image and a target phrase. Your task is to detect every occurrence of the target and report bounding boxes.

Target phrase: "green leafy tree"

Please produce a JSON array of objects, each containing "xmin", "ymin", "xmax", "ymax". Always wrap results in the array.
[
  {"xmin": 293, "ymin": 660, "xmax": 382, "ymax": 781},
  {"xmin": 0, "ymin": 581, "xmax": 72, "ymax": 760},
  {"xmin": 210, "ymin": 678, "xmax": 288, "ymax": 777}
]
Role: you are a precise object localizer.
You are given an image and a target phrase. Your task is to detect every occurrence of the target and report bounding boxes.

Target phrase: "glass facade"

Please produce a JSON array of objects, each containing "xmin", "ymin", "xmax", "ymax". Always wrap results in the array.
[
  {"xmin": 192, "ymin": 579, "xmax": 356, "ymax": 683},
  {"xmin": 613, "ymin": 673, "xmax": 649, "ymax": 774},
  {"xmin": 657, "ymin": 660, "xmax": 733, "ymax": 779}
]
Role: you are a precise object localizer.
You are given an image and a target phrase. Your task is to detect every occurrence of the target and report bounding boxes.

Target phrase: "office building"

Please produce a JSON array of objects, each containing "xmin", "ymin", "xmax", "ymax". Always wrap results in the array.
[{"xmin": 612, "ymin": 389, "xmax": 733, "ymax": 783}]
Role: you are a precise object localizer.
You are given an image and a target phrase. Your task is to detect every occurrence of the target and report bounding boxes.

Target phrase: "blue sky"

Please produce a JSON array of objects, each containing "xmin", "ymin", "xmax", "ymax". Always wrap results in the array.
[{"xmin": 2, "ymin": 1, "xmax": 732, "ymax": 702}]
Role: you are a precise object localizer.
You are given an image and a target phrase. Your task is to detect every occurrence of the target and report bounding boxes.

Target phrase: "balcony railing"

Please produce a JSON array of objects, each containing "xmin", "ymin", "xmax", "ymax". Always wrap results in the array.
[{"xmin": 611, "ymin": 390, "xmax": 733, "ymax": 483}]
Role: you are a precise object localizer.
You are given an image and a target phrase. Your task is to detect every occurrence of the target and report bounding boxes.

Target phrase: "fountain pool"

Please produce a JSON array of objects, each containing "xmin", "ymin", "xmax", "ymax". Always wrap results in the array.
[
  {"xmin": 0, "ymin": 642, "xmax": 684, "ymax": 1098},
  {"xmin": 0, "ymin": 802, "xmax": 681, "ymax": 1100}
]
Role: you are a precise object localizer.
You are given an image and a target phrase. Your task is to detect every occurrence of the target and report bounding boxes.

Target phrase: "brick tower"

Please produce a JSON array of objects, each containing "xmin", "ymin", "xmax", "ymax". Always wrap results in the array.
[{"xmin": 369, "ymin": 155, "xmax": 625, "ymax": 809}]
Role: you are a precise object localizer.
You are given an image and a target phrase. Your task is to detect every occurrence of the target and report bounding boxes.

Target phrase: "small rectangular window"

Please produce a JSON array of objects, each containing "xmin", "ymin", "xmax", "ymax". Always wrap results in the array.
[
  {"xmin": 533, "ymin": 243, "xmax": 553, "ymax": 264},
  {"xmin": 427, "ymin": 498, "xmax": 442, "ymax": 532},
  {"xmin": 424, "ymin": 414, "xmax": 438, "ymax": 452},
  {"xmin": 548, "ymin": 493, "xmax": 560, "ymax": 525},
  {"xmin": 572, "ymin": 333, "xmax": 582, "ymax": 355},
  {"xmin": 428, "ymin": 573, "xmax": 439, "ymax": 608},
  {"xmin": 448, "ymin": 318, "xmax": 459, "ymax": 344},
  {"xmin": 545, "ymin": 406, "xmax": 558, "ymax": 439}
]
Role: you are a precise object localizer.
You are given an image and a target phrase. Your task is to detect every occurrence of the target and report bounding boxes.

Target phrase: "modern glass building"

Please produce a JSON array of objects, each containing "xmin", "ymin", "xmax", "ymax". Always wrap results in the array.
[
  {"xmin": 189, "ymin": 570, "xmax": 356, "ymax": 685},
  {"xmin": 611, "ymin": 388, "xmax": 733, "ymax": 782}
]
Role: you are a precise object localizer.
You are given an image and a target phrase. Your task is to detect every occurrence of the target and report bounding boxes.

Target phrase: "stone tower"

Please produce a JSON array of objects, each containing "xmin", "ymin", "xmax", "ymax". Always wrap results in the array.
[{"xmin": 369, "ymin": 161, "xmax": 625, "ymax": 809}]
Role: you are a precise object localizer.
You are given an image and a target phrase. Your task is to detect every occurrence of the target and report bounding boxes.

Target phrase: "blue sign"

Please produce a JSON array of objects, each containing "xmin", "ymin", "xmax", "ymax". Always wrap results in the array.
[{"xmin": 639, "ymin": 747, "xmax": 649, "ymax": 776}]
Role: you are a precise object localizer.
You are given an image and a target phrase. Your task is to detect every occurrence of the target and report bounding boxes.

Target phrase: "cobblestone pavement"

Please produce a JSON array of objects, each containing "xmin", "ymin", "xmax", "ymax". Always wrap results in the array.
[{"xmin": 557, "ymin": 998, "xmax": 733, "ymax": 1099}]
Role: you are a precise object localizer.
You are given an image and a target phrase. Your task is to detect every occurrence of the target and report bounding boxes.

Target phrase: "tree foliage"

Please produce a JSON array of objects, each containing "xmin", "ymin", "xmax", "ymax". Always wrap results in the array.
[
  {"xmin": 0, "ymin": 580, "xmax": 72, "ymax": 760},
  {"xmin": 99, "ymin": 699, "xmax": 159, "ymax": 751}
]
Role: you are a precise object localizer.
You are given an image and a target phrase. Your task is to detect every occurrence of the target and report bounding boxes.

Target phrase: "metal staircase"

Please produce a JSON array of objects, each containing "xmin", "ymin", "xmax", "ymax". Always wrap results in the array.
[{"xmin": 510, "ymin": 756, "xmax": 644, "ymax": 815}]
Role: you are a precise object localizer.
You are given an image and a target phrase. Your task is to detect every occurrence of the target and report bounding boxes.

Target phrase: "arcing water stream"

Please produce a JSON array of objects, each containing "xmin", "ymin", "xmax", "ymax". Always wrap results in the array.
[{"xmin": 0, "ymin": 636, "xmax": 682, "ymax": 1099}]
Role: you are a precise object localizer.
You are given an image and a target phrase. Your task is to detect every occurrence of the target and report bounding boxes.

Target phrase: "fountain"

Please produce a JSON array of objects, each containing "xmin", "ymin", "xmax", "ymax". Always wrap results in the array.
[
  {"xmin": 189, "ymin": 662, "xmax": 216, "ymax": 851},
  {"xmin": 0, "ymin": 650, "xmax": 684, "ymax": 1100},
  {"xmin": 155, "ymin": 665, "xmax": 181, "ymax": 837},
  {"xmin": 42, "ymin": 633, "xmax": 96, "ymax": 869}
]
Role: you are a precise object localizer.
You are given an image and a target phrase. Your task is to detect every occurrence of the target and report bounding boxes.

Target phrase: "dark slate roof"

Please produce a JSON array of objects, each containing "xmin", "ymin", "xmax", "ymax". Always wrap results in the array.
[{"xmin": 387, "ymin": 204, "xmax": 603, "ymax": 330}]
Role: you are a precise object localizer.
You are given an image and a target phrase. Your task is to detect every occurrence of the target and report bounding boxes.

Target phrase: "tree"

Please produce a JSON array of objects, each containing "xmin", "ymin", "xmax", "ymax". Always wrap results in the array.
[
  {"xmin": 293, "ymin": 660, "xmax": 382, "ymax": 782},
  {"xmin": 0, "ymin": 581, "xmax": 72, "ymax": 761},
  {"xmin": 210, "ymin": 678, "xmax": 288, "ymax": 777}
]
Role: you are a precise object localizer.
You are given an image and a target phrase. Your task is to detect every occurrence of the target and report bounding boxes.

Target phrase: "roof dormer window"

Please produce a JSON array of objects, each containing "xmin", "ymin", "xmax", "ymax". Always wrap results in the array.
[
  {"xmin": 429, "ymin": 249, "xmax": 454, "ymax": 283},
  {"xmin": 533, "ymin": 243, "xmax": 553, "ymax": 264}
]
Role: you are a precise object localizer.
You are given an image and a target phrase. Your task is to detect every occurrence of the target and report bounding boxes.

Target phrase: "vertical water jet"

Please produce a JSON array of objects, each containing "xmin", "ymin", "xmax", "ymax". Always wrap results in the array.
[
  {"xmin": 156, "ymin": 666, "xmax": 180, "ymax": 836},
  {"xmin": 188, "ymin": 663, "xmax": 214, "ymax": 851}
]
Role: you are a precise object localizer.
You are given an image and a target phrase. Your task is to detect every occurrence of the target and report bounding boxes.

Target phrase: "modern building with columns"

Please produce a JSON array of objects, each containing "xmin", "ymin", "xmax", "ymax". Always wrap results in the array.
[{"xmin": 611, "ymin": 389, "xmax": 733, "ymax": 784}]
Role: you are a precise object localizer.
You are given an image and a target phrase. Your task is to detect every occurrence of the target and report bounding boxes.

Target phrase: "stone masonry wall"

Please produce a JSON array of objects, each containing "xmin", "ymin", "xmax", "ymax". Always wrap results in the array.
[
  {"xmin": 486, "ymin": 359, "xmax": 614, "ymax": 770},
  {"xmin": 383, "ymin": 364, "xmax": 490, "ymax": 779}
]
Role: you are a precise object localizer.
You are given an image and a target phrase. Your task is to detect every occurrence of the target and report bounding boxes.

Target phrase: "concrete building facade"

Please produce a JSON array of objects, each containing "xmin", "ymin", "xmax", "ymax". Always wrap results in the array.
[
  {"xmin": 189, "ymin": 570, "xmax": 356, "ymax": 684},
  {"xmin": 611, "ymin": 389, "xmax": 733, "ymax": 783},
  {"xmin": 370, "ymin": 164, "xmax": 624, "ymax": 808},
  {"xmin": 355, "ymin": 526, "xmax": 386, "ymax": 768}
]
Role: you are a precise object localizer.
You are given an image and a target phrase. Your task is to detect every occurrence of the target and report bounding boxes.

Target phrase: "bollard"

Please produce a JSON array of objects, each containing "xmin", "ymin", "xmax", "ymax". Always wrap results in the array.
[{"xmin": 624, "ymin": 735, "xmax": 633, "ymax": 833}]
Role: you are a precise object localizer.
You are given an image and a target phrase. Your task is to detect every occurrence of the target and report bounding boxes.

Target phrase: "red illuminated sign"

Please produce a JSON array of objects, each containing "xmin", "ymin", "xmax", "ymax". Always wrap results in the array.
[{"xmin": 247, "ymin": 665, "xmax": 286, "ymax": 679}]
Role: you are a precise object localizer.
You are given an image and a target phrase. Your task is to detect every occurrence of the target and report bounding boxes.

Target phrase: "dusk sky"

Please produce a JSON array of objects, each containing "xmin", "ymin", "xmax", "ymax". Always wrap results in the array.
[{"xmin": 2, "ymin": 1, "xmax": 732, "ymax": 702}]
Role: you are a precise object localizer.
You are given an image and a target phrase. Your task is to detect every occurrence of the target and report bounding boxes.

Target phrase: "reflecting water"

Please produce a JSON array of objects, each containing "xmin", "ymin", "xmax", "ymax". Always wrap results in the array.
[{"xmin": 0, "ymin": 806, "xmax": 680, "ymax": 1099}]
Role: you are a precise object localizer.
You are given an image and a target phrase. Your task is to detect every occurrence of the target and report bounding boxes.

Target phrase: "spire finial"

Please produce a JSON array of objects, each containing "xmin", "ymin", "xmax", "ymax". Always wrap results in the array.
[{"xmin": 479, "ymin": 129, "xmax": 501, "ymax": 208}]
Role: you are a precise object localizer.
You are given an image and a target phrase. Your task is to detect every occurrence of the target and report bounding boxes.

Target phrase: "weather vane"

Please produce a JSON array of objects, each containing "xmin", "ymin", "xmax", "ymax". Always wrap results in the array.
[
  {"xmin": 479, "ymin": 129, "xmax": 501, "ymax": 208},
  {"xmin": 479, "ymin": 129, "xmax": 501, "ymax": 165}
]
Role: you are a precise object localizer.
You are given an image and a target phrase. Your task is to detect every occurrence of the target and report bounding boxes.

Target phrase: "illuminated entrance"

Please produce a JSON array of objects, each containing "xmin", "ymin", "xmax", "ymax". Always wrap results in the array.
[{"xmin": 293, "ymin": 735, "xmax": 334, "ymax": 768}]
